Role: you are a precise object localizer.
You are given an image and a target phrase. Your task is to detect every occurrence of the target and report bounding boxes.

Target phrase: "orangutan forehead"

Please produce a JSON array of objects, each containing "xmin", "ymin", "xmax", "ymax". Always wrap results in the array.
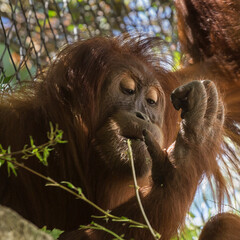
[
  {"xmin": 115, "ymin": 70, "xmax": 162, "ymax": 89},
  {"xmin": 107, "ymin": 56, "xmax": 159, "ymax": 79}
]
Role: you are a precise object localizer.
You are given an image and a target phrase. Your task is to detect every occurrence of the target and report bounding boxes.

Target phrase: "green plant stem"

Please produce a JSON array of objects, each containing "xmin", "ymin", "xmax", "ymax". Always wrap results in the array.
[
  {"xmin": 0, "ymin": 135, "xmax": 160, "ymax": 238},
  {"xmin": 0, "ymin": 141, "xmax": 55, "ymax": 158},
  {"xmin": 3, "ymin": 156, "xmax": 151, "ymax": 231},
  {"xmin": 127, "ymin": 139, "xmax": 160, "ymax": 240},
  {"xmin": 80, "ymin": 223, "xmax": 125, "ymax": 240}
]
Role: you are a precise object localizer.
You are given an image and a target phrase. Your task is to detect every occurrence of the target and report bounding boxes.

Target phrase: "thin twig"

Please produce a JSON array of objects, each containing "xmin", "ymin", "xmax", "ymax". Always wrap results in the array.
[
  {"xmin": 80, "ymin": 223, "xmax": 125, "ymax": 240},
  {"xmin": 0, "ymin": 141, "xmax": 54, "ymax": 158},
  {"xmin": 0, "ymin": 135, "xmax": 161, "ymax": 238},
  {"xmin": 1, "ymin": 147, "xmax": 152, "ymax": 231},
  {"xmin": 127, "ymin": 139, "xmax": 160, "ymax": 240}
]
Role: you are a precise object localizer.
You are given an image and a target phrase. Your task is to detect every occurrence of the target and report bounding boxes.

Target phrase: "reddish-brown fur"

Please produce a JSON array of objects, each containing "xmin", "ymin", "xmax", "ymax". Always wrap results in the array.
[
  {"xmin": 199, "ymin": 213, "xmax": 240, "ymax": 240},
  {"xmin": 0, "ymin": 36, "xmax": 181, "ymax": 236},
  {"xmin": 175, "ymin": 0, "xmax": 240, "ymax": 239},
  {"xmin": 0, "ymin": 0, "xmax": 239, "ymax": 240}
]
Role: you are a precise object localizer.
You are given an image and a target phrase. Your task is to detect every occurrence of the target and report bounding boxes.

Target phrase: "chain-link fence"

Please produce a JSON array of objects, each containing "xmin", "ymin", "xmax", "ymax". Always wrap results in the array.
[{"xmin": 0, "ymin": 0, "xmax": 177, "ymax": 91}]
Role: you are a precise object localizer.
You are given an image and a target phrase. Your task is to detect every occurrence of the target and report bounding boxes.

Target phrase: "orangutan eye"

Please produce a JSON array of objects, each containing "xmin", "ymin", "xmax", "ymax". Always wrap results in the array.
[
  {"xmin": 146, "ymin": 87, "xmax": 158, "ymax": 105},
  {"xmin": 147, "ymin": 98, "xmax": 156, "ymax": 105},
  {"xmin": 123, "ymin": 88, "xmax": 135, "ymax": 95},
  {"xmin": 120, "ymin": 77, "xmax": 136, "ymax": 95}
]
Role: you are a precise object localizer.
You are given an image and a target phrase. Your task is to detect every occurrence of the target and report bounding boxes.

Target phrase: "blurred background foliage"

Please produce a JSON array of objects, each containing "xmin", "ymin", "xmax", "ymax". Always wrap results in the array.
[
  {"xmin": 0, "ymin": 0, "xmax": 239, "ymax": 239},
  {"xmin": 0, "ymin": 0, "xmax": 179, "ymax": 90}
]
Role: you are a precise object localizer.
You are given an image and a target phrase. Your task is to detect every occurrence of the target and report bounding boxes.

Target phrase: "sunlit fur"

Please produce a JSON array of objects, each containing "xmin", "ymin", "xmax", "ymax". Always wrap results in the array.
[{"xmin": 199, "ymin": 213, "xmax": 240, "ymax": 240}]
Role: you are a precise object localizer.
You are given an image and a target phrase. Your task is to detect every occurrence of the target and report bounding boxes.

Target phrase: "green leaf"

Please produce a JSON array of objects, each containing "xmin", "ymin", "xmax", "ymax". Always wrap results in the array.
[
  {"xmin": 0, "ymin": 144, "xmax": 5, "ymax": 152},
  {"xmin": 21, "ymin": 155, "xmax": 29, "ymax": 160},
  {"xmin": 61, "ymin": 181, "xmax": 76, "ymax": 190},
  {"xmin": 7, "ymin": 162, "xmax": 17, "ymax": 176},
  {"xmin": 2, "ymin": 74, "xmax": 14, "ymax": 84},
  {"xmin": 35, "ymin": 151, "xmax": 43, "ymax": 162},
  {"xmin": 67, "ymin": 24, "xmax": 75, "ymax": 32},
  {"xmin": 43, "ymin": 148, "xmax": 50, "ymax": 163},
  {"xmin": 77, "ymin": 187, "xmax": 82, "ymax": 195},
  {"xmin": 78, "ymin": 23, "xmax": 84, "ymax": 30},
  {"xmin": 38, "ymin": 19, "xmax": 44, "ymax": 27},
  {"xmin": 173, "ymin": 50, "xmax": 181, "ymax": 69},
  {"xmin": 41, "ymin": 226, "xmax": 64, "ymax": 240},
  {"xmin": 47, "ymin": 122, "xmax": 56, "ymax": 140},
  {"xmin": 165, "ymin": 36, "xmax": 172, "ymax": 42},
  {"xmin": 155, "ymin": 233, "xmax": 161, "ymax": 239},
  {"xmin": 29, "ymin": 136, "xmax": 35, "ymax": 147},
  {"xmin": 32, "ymin": 148, "xmax": 38, "ymax": 154},
  {"xmin": 23, "ymin": 144, "xmax": 29, "ymax": 150},
  {"xmin": 189, "ymin": 211, "xmax": 196, "ymax": 218},
  {"xmin": 7, "ymin": 146, "xmax": 11, "ymax": 154},
  {"xmin": 0, "ymin": 159, "xmax": 5, "ymax": 167},
  {"xmin": 48, "ymin": 10, "xmax": 57, "ymax": 18}
]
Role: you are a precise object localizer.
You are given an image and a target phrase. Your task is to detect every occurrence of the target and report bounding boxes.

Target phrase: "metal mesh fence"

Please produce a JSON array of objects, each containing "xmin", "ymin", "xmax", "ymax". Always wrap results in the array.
[{"xmin": 0, "ymin": 0, "xmax": 177, "ymax": 90}]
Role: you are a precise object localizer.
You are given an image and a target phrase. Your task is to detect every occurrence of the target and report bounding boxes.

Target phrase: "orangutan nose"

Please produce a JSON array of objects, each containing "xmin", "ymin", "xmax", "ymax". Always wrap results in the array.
[{"xmin": 135, "ymin": 111, "xmax": 150, "ymax": 122}]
